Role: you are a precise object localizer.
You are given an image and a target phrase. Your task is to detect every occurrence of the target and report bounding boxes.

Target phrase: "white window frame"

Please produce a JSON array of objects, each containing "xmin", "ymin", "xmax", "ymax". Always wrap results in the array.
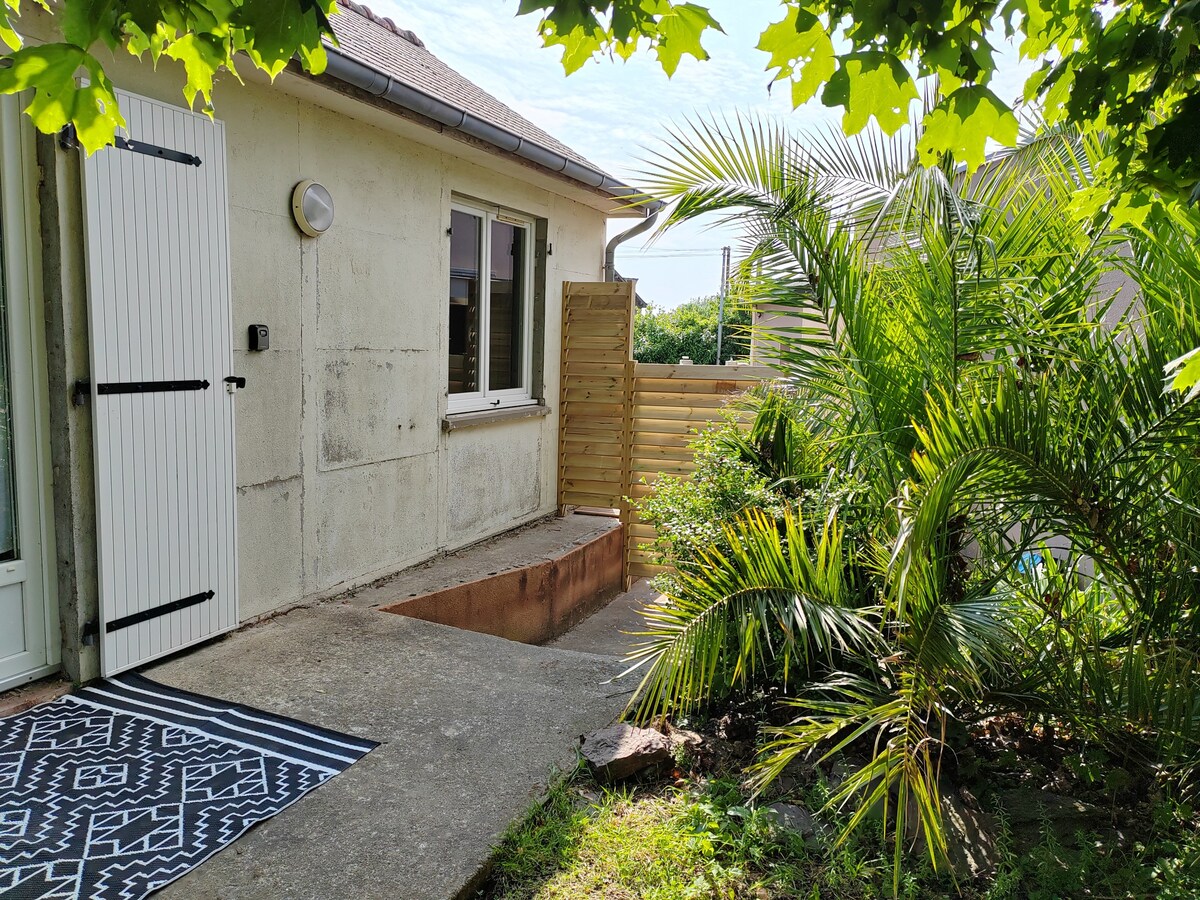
[{"xmin": 447, "ymin": 199, "xmax": 536, "ymax": 415}]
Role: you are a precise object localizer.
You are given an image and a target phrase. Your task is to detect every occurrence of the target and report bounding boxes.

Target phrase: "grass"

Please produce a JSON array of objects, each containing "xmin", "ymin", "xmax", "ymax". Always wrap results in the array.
[
  {"xmin": 478, "ymin": 768, "xmax": 1200, "ymax": 900},
  {"xmin": 483, "ymin": 776, "xmax": 814, "ymax": 899}
]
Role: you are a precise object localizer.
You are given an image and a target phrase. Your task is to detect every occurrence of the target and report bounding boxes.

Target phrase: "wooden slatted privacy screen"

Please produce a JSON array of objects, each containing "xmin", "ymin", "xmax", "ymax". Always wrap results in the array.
[
  {"xmin": 558, "ymin": 282, "xmax": 772, "ymax": 585},
  {"xmin": 625, "ymin": 363, "xmax": 772, "ymax": 582},
  {"xmin": 558, "ymin": 282, "xmax": 634, "ymax": 512}
]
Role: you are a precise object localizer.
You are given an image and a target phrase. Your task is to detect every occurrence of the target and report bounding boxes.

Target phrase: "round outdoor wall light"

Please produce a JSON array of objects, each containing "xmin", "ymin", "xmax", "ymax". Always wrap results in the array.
[{"xmin": 291, "ymin": 179, "xmax": 334, "ymax": 237}]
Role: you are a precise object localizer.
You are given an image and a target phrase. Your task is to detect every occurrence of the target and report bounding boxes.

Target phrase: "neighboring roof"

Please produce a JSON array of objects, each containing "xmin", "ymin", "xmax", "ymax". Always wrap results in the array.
[
  {"xmin": 614, "ymin": 271, "xmax": 649, "ymax": 308},
  {"xmin": 322, "ymin": 2, "xmax": 658, "ymax": 213}
]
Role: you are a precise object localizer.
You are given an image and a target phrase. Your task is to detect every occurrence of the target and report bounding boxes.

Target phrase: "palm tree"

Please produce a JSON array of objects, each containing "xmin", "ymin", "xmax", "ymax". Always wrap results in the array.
[{"xmin": 622, "ymin": 114, "xmax": 1200, "ymax": 890}]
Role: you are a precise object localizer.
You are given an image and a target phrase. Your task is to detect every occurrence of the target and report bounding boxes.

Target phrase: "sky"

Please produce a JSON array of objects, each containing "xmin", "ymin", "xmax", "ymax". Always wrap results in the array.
[{"xmin": 373, "ymin": 1, "xmax": 1033, "ymax": 308}]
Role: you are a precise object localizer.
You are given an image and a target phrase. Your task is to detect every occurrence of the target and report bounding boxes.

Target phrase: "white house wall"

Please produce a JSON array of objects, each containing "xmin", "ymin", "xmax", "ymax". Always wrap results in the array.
[
  {"xmin": 217, "ymin": 80, "xmax": 605, "ymax": 616},
  {"xmin": 25, "ymin": 12, "xmax": 609, "ymax": 670}
]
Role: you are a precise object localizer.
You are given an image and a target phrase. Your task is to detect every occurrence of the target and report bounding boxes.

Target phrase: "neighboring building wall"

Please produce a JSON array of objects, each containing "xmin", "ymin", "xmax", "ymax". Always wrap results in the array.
[
  {"xmin": 750, "ymin": 304, "xmax": 815, "ymax": 366},
  {"xmin": 26, "ymin": 16, "xmax": 608, "ymax": 675}
]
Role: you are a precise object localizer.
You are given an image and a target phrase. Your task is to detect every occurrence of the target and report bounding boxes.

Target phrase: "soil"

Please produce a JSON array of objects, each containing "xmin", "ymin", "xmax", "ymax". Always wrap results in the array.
[{"xmin": 663, "ymin": 698, "xmax": 1189, "ymax": 864}]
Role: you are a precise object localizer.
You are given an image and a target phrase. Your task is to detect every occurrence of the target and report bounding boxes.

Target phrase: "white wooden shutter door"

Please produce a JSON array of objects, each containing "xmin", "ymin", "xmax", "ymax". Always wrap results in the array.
[{"xmin": 81, "ymin": 90, "xmax": 238, "ymax": 675}]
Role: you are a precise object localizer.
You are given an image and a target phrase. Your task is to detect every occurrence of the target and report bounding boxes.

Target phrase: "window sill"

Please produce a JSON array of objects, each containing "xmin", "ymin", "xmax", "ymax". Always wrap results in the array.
[{"xmin": 442, "ymin": 403, "xmax": 551, "ymax": 432}]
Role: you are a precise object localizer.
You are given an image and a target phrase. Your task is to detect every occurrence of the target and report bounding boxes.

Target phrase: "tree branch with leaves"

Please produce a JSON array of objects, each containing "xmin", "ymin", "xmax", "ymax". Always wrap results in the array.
[
  {"xmin": 0, "ymin": 0, "xmax": 336, "ymax": 153},
  {"xmin": 521, "ymin": 1, "xmax": 1200, "ymax": 212}
]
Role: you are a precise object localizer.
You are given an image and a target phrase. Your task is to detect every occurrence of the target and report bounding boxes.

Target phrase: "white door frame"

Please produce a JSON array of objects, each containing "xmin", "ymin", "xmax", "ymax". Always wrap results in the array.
[{"xmin": 0, "ymin": 95, "xmax": 60, "ymax": 692}]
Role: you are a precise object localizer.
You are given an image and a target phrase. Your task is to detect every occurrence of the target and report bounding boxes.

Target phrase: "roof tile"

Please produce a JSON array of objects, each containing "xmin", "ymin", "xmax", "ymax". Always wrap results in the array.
[{"xmin": 330, "ymin": 2, "xmax": 603, "ymax": 174}]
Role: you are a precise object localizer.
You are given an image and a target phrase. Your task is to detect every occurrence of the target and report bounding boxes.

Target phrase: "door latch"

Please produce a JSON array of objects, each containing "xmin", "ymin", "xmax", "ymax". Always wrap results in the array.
[{"xmin": 224, "ymin": 375, "xmax": 247, "ymax": 393}]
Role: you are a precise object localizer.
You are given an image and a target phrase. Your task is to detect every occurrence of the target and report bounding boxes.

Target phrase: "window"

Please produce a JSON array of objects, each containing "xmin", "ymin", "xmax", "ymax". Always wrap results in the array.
[{"xmin": 448, "ymin": 201, "xmax": 534, "ymax": 413}]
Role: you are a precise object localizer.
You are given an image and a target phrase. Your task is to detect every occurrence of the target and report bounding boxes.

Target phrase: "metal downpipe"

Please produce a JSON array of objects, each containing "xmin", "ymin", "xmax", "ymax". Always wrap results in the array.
[{"xmin": 603, "ymin": 209, "xmax": 660, "ymax": 282}]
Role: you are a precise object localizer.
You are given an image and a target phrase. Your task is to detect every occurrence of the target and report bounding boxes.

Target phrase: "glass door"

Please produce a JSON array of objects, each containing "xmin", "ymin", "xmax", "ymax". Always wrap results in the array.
[
  {"xmin": 0, "ymin": 272, "xmax": 16, "ymax": 562},
  {"xmin": 0, "ymin": 95, "xmax": 55, "ymax": 691}
]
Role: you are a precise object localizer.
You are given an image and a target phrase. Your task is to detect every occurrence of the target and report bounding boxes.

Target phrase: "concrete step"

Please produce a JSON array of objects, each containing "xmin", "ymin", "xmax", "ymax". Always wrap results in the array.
[
  {"xmin": 350, "ymin": 513, "xmax": 618, "ymax": 603},
  {"xmin": 352, "ymin": 513, "xmax": 624, "ymax": 646},
  {"xmin": 0, "ymin": 674, "xmax": 72, "ymax": 718}
]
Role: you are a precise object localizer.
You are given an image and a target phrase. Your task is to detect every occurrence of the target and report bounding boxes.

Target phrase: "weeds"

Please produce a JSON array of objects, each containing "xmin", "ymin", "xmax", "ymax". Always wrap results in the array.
[{"xmin": 480, "ymin": 770, "xmax": 1200, "ymax": 900}]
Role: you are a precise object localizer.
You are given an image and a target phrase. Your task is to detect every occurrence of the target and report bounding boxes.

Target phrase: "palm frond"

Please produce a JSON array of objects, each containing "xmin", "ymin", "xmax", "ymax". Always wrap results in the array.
[{"xmin": 623, "ymin": 508, "xmax": 879, "ymax": 722}]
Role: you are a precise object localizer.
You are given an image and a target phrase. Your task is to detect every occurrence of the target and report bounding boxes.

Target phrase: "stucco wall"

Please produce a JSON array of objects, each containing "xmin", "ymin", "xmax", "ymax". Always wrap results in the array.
[
  {"xmin": 208, "ymin": 81, "xmax": 607, "ymax": 619},
  {"xmin": 27, "ymin": 16, "xmax": 610, "ymax": 652}
]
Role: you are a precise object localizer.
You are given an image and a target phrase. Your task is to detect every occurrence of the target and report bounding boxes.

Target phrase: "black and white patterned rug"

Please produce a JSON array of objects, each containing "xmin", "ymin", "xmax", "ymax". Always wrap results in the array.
[{"xmin": 0, "ymin": 674, "xmax": 376, "ymax": 899}]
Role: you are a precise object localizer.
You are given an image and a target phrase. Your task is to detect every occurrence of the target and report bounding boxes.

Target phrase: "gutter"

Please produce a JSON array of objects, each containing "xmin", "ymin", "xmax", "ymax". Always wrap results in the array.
[{"xmin": 322, "ymin": 47, "xmax": 663, "ymax": 220}]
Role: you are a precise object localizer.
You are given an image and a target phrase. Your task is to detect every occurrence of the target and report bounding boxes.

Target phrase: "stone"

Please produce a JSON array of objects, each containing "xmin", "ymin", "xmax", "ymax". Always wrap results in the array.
[
  {"xmin": 667, "ymin": 727, "xmax": 703, "ymax": 751},
  {"xmin": 942, "ymin": 789, "xmax": 1001, "ymax": 878},
  {"xmin": 581, "ymin": 724, "xmax": 672, "ymax": 782},
  {"xmin": 764, "ymin": 802, "xmax": 821, "ymax": 846},
  {"xmin": 907, "ymin": 786, "xmax": 1002, "ymax": 879},
  {"xmin": 996, "ymin": 786, "xmax": 1099, "ymax": 830},
  {"xmin": 717, "ymin": 713, "xmax": 755, "ymax": 741},
  {"xmin": 994, "ymin": 786, "xmax": 1130, "ymax": 851}
]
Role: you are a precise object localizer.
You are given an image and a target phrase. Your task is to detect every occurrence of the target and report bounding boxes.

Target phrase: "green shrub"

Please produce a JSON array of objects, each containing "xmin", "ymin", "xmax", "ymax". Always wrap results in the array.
[
  {"xmin": 636, "ymin": 416, "xmax": 786, "ymax": 570},
  {"xmin": 620, "ymin": 114, "xmax": 1200, "ymax": 894},
  {"xmin": 633, "ymin": 295, "xmax": 751, "ymax": 365}
]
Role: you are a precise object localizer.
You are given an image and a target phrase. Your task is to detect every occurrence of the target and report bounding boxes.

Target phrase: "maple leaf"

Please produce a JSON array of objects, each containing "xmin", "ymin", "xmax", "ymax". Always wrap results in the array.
[
  {"xmin": 0, "ymin": 43, "xmax": 125, "ymax": 152},
  {"xmin": 916, "ymin": 85, "xmax": 1018, "ymax": 169},
  {"xmin": 822, "ymin": 52, "xmax": 919, "ymax": 136},
  {"xmin": 757, "ymin": 7, "xmax": 836, "ymax": 107}
]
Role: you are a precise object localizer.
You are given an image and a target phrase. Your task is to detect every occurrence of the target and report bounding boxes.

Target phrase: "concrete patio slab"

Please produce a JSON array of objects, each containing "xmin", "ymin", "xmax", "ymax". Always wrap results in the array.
[{"xmin": 144, "ymin": 600, "xmax": 628, "ymax": 900}]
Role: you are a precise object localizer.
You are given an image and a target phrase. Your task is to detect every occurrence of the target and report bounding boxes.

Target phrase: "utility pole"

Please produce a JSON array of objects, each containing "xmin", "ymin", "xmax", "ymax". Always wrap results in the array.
[{"xmin": 715, "ymin": 245, "xmax": 731, "ymax": 365}]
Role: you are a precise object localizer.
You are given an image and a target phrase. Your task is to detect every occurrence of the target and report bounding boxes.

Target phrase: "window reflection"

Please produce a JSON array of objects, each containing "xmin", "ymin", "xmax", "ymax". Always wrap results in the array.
[
  {"xmin": 448, "ymin": 209, "xmax": 482, "ymax": 394},
  {"xmin": 489, "ymin": 221, "xmax": 524, "ymax": 392}
]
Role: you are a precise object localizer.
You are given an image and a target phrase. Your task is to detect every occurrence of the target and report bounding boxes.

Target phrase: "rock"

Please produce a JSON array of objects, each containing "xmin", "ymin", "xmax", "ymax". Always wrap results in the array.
[
  {"xmin": 994, "ymin": 786, "xmax": 1132, "ymax": 852},
  {"xmin": 762, "ymin": 758, "xmax": 813, "ymax": 798},
  {"xmin": 907, "ymin": 786, "xmax": 1002, "ymax": 879},
  {"xmin": 717, "ymin": 713, "xmax": 755, "ymax": 741},
  {"xmin": 997, "ymin": 786, "xmax": 1099, "ymax": 830},
  {"xmin": 667, "ymin": 727, "xmax": 703, "ymax": 752},
  {"xmin": 764, "ymin": 802, "xmax": 822, "ymax": 846},
  {"xmin": 826, "ymin": 756, "xmax": 885, "ymax": 821},
  {"xmin": 580, "ymin": 724, "xmax": 671, "ymax": 782},
  {"xmin": 943, "ymin": 789, "xmax": 1001, "ymax": 879}
]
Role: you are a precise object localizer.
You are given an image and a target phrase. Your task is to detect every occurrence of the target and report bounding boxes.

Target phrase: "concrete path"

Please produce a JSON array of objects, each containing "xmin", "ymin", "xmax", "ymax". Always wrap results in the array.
[
  {"xmin": 145, "ymin": 600, "xmax": 629, "ymax": 900},
  {"xmin": 546, "ymin": 577, "xmax": 660, "ymax": 659}
]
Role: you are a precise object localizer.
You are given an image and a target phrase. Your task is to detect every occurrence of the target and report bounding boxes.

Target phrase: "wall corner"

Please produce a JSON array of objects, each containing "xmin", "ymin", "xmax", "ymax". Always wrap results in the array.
[{"xmin": 36, "ymin": 132, "xmax": 100, "ymax": 684}]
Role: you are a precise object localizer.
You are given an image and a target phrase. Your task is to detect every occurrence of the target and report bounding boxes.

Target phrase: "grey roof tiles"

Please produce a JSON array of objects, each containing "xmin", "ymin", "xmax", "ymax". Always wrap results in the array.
[{"xmin": 330, "ymin": 2, "xmax": 601, "ymax": 173}]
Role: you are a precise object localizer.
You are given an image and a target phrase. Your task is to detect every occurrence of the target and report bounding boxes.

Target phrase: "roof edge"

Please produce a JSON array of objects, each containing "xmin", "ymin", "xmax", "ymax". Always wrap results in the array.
[
  {"xmin": 321, "ymin": 46, "xmax": 662, "ymax": 215},
  {"xmin": 338, "ymin": 1, "xmax": 425, "ymax": 47}
]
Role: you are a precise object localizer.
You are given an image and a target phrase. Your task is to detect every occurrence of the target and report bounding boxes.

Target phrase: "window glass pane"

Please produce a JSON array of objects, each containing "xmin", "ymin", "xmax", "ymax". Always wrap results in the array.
[
  {"xmin": 0, "ymin": 216, "xmax": 15, "ymax": 561},
  {"xmin": 489, "ymin": 220, "xmax": 525, "ymax": 391},
  {"xmin": 448, "ymin": 209, "xmax": 482, "ymax": 394}
]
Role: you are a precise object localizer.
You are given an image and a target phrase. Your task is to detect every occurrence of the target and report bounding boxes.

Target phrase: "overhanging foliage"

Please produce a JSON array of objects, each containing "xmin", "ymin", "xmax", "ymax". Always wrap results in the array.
[
  {"xmin": 522, "ymin": 1, "xmax": 1200, "ymax": 214},
  {"xmin": 0, "ymin": 0, "xmax": 336, "ymax": 152}
]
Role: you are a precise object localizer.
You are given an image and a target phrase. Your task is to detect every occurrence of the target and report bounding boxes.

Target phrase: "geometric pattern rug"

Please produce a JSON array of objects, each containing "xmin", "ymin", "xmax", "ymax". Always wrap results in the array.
[{"xmin": 0, "ymin": 674, "xmax": 377, "ymax": 899}]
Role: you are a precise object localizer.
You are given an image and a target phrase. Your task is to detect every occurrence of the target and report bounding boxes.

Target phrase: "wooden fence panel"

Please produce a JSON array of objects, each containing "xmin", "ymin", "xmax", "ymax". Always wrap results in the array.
[
  {"xmin": 557, "ymin": 283, "xmax": 772, "ymax": 584},
  {"xmin": 558, "ymin": 282, "xmax": 634, "ymax": 513},
  {"xmin": 625, "ymin": 363, "xmax": 772, "ymax": 581}
]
